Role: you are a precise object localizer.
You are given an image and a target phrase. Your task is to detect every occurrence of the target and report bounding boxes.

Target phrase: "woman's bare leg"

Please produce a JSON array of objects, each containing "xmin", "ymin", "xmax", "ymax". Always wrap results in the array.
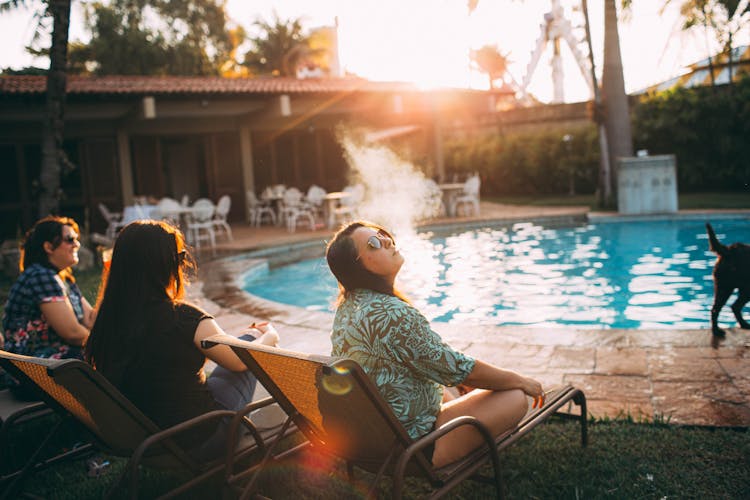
[{"xmin": 431, "ymin": 389, "xmax": 528, "ymax": 468}]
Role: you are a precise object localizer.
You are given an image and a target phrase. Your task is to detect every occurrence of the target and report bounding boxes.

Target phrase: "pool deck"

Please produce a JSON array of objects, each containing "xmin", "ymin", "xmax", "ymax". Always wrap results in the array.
[{"xmin": 190, "ymin": 202, "xmax": 750, "ymax": 427}]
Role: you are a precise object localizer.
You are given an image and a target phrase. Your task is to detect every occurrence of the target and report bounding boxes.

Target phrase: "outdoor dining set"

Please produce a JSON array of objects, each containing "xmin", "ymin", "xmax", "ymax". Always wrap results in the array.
[
  {"xmin": 247, "ymin": 183, "xmax": 366, "ymax": 233},
  {"xmin": 98, "ymin": 194, "xmax": 233, "ymax": 252},
  {"xmin": 247, "ymin": 174, "xmax": 481, "ymax": 233},
  {"xmin": 97, "ymin": 174, "xmax": 482, "ymax": 248}
]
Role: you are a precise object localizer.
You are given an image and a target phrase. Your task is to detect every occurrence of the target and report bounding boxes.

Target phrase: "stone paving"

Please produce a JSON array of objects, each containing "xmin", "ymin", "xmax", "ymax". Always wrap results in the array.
[{"xmin": 191, "ymin": 203, "xmax": 750, "ymax": 427}]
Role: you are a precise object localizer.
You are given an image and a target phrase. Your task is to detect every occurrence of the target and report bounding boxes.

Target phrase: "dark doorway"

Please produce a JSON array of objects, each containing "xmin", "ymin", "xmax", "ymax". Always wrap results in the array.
[{"xmin": 162, "ymin": 137, "xmax": 207, "ymax": 202}]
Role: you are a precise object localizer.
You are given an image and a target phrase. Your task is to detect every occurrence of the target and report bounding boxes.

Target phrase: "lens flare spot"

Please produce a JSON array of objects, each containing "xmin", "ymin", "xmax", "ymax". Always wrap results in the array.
[{"xmin": 322, "ymin": 367, "xmax": 353, "ymax": 395}]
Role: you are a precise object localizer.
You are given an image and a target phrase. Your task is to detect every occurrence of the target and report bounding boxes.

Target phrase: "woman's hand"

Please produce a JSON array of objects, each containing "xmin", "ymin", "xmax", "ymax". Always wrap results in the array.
[
  {"xmin": 248, "ymin": 321, "xmax": 280, "ymax": 347},
  {"xmin": 520, "ymin": 377, "xmax": 545, "ymax": 408}
]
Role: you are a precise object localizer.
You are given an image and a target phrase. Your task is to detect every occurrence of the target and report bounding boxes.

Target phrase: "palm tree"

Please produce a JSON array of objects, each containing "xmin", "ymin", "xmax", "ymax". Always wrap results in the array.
[
  {"xmin": 470, "ymin": 44, "xmax": 511, "ymax": 89},
  {"xmin": 1, "ymin": 0, "xmax": 72, "ymax": 217},
  {"xmin": 666, "ymin": 0, "xmax": 750, "ymax": 88},
  {"xmin": 243, "ymin": 12, "xmax": 314, "ymax": 77},
  {"xmin": 600, "ymin": 0, "xmax": 633, "ymax": 206}
]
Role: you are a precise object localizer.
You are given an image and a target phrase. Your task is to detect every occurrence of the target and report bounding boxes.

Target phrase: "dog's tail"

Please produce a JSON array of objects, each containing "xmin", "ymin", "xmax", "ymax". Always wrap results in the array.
[{"xmin": 706, "ymin": 223, "xmax": 728, "ymax": 256}]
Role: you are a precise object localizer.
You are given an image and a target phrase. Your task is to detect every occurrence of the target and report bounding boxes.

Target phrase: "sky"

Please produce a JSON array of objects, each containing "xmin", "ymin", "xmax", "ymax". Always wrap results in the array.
[{"xmin": 0, "ymin": 0, "xmax": 746, "ymax": 103}]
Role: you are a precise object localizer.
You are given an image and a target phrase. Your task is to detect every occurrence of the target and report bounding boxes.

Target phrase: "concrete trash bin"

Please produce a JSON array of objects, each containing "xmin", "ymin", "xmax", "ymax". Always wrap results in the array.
[{"xmin": 617, "ymin": 155, "xmax": 678, "ymax": 215}]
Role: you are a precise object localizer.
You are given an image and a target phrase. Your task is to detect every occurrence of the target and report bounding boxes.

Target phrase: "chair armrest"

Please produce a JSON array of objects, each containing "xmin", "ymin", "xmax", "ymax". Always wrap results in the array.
[
  {"xmin": 130, "ymin": 396, "xmax": 276, "ymax": 469},
  {"xmin": 393, "ymin": 415, "xmax": 500, "ymax": 495}
]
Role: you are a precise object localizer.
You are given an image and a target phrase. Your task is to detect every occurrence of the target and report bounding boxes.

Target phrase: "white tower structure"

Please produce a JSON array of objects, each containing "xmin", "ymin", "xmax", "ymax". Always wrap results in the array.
[{"xmin": 521, "ymin": 0, "xmax": 594, "ymax": 103}]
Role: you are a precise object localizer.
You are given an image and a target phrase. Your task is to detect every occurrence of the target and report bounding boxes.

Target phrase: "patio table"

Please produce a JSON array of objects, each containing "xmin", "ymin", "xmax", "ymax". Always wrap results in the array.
[
  {"xmin": 324, "ymin": 191, "xmax": 352, "ymax": 229},
  {"xmin": 438, "ymin": 183, "xmax": 465, "ymax": 217}
]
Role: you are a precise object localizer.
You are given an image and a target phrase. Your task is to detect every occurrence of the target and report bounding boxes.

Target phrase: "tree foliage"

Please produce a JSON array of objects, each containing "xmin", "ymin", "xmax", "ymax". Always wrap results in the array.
[
  {"xmin": 665, "ymin": 0, "xmax": 750, "ymax": 86},
  {"xmin": 242, "ymin": 12, "xmax": 316, "ymax": 77},
  {"xmin": 68, "ymin": 0, "xmax": 232, "ymax": 75},
  {"xmin": 470, "ymin": 45, "xmax": 511, "ymax": 89}
]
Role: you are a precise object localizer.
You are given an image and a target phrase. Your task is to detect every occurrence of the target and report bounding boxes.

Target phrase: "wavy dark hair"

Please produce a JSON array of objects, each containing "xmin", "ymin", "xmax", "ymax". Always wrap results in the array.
[
  {"xmin": 84, "ymin": 220, "xmax": 193, "ymax": 383},
  {"xmin": 21, "ymin": 216, "xmax": 80, "ymax": 282},
  {"xmin": 326, "ymin": 220, "xmax": 409, "ymax": 305}
]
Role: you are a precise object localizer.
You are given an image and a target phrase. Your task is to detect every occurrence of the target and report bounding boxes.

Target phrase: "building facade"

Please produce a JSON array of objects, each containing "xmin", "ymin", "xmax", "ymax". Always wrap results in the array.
[{"xmin": 0, "ymin": 75, "xmax": 506, "ymax": 239}]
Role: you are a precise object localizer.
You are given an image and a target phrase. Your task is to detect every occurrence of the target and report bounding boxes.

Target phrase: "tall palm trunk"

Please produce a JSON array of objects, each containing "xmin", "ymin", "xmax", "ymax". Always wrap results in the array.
[
  {"xmin": 38, "ymin": 0, "xmax": 71, "ymax": 217},
  {"xmin": 600, "ymin": 0, "xmax": 633, "ymax": 206}
]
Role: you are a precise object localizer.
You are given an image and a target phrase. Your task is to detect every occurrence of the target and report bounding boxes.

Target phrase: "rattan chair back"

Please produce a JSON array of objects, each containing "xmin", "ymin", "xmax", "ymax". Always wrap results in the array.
[
  {"xmin": 202, "ymin": 335, "xmax": 436, "ymax": 476},
  {"xmin": 0, "ymin": 351, "xmax": 182, "ymax": 460}
]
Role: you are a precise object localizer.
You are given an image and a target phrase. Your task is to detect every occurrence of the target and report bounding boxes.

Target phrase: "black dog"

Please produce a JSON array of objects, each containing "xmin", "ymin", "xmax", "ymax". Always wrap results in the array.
[{"xmin": 706, "ymin": 222, "xmax": 750, "ymax": 336}]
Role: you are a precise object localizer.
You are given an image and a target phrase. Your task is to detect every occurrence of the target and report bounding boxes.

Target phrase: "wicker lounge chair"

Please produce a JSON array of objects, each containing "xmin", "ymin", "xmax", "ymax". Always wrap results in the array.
[
  {"xmin": 202, "ymin": 333, "xmax": 588, "ymax": 499},
  {"xmin": 0, "ymin": 350, "xmax": 287, "ymax": 499}
]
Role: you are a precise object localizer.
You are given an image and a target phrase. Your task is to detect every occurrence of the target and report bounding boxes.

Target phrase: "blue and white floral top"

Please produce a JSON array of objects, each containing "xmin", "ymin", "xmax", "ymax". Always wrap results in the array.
[{"xmin": 331, "ymin": 288, "xmax": 475, "ymax": 439}]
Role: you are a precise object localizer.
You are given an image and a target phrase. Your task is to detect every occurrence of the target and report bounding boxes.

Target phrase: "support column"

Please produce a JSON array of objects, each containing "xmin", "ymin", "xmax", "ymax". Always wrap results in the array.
[
  {"xmin": 432, "ymin": 121, "xmax": 445, "ymax": 182},
  {"xmin": 116, "ymin": 129, "xmax": 134, "ymax": 205},
  {"xmin": 239, "ymin": 125, "xmax": 255, "ymax": 223}
]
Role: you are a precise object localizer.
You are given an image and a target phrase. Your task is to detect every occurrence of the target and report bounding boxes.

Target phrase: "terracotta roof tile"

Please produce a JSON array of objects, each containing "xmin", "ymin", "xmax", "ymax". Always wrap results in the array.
[
  {"xmin": 0, "ymin": 75, "xmax": 506, "ymax": 96},
  {"xmin": 0, "ymin": 75, "xmax": 440, "ymax": 95}
]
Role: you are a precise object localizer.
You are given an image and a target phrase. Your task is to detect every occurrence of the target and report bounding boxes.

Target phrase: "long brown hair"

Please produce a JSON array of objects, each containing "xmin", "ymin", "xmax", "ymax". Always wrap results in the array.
[
  {"xmin": 21, "ymin": 216, "xmax": 80, "ymax": 283},
  {"xmin": 325, "ymin": 220, "xmax": 409, "ymax": 305},
  {"xmin": 85, "ymin": 221, "xmax": 193, "ymax": 382}
]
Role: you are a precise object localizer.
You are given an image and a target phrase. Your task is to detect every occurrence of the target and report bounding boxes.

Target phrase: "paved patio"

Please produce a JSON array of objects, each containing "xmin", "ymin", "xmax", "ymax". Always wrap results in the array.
[{"xmin": 190, "ymin": 202, "xmax": 750, "ymax": 427}]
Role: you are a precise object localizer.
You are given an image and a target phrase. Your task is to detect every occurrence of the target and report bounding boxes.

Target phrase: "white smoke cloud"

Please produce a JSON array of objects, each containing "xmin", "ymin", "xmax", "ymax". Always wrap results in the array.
[{"xmin": 337, "ymin": 130, "xmax": 443, "ymax": 236}]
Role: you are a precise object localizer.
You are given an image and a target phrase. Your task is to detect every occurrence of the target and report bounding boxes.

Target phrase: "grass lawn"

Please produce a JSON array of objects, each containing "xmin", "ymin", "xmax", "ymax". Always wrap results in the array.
[{"xmin": 5, "ymin": 417, "xmax": 749, "ymax": 498}]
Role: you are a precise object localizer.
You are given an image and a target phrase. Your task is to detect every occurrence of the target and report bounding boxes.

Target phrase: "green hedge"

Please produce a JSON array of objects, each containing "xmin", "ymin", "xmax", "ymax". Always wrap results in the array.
[
  {"xmin": 444, "ymin": 126, "xmax": 600, "ymax": 195},
  {"xmin": 443, "ymin": 77, "xmax": 750, "ymax": 196},
  {"xmin": 632, "ymin": 77, "xmax": 750, "ymax": 192}
]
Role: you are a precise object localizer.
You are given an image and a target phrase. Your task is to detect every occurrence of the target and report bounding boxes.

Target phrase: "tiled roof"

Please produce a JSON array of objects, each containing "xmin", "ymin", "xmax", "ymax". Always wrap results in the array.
[{"xmin": 0, "ymin": 75, "xmax": 496, "ymax": 96}]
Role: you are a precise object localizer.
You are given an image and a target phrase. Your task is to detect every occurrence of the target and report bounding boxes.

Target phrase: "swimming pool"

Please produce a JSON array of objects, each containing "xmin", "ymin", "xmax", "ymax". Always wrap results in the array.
[{"xmin": 242, "ymin": 217, "xmax": 749, "ymax": 329}]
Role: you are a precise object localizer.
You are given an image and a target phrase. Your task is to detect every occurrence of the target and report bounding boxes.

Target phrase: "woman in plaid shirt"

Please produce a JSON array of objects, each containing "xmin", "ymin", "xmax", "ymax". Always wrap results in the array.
[{"xmin": 2, "ymin": 216, "xmax": 94, "ymax": 397}]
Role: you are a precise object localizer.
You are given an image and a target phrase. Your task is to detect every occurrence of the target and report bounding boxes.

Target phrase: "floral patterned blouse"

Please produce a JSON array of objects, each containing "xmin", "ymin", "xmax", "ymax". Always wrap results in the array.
[
  {"xmin": 2, "ymin": 263, "xmax": 85, "ymax": 359},
  {"xmin": 331, "ymin": 288, "xmax": 475, "ymax": 439}
]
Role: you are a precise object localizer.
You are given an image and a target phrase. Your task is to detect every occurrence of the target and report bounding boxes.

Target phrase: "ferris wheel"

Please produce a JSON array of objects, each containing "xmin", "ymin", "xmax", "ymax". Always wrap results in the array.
[{"xmin": 520, "ymin": 0, "xmax": 594, "ymax": 103}]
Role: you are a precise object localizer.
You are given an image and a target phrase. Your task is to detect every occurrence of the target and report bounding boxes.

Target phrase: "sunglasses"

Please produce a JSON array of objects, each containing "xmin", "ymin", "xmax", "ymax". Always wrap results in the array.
[
  {"xmin": 365, "ymin": 233, "xmax": 391, "ymax": 250},
  {"xmin": 356, "ymin": 230, "xmax": 394, "ymax": 261},
  {"xmin": 61, "ymin": 235, "xmax": 79, "ymax": 244}
]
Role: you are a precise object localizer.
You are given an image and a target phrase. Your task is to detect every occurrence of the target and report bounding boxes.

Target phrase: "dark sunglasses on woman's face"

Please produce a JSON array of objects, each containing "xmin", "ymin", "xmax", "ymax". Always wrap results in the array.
[
  {"xmin": 366, "ymin": 231, "xmax": 394, "ymax": 250},
  {"xmin": 61, "ymin": 235, "xmax": 79, "ymax": 244},
  {"xmin": 356, "ymin": 231, "xmax": 395, "ymax": 262}
]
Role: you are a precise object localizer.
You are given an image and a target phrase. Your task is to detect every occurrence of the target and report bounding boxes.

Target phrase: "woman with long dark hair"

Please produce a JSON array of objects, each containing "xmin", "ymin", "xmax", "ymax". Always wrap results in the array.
[
  {"xmin": 326, "ymin": 220, "xmax": 546, "ymax": 468},
  {"xmin": 85, "ymin": 220, "xmax": 273, "ymax": 460},
  {"xmin": 3, "ymin": 216, "xmax": 94, "ymax": 397}
]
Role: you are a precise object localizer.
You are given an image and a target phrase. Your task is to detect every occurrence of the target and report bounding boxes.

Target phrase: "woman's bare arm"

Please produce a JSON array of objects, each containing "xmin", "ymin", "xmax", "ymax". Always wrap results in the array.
[
  {"xmin": 40, "ymin": 301, "xmax": 90, "ymax": 345},
  {"xmin": 193, "ymin": 318, "xmax": 247, "ymax": 372},
  {"xmin": 463, "ymin": 359, "xmax": 544, "ymax": 405},
  {"xmin": 81, "ymin": 297, "xmax": 97, "ymax": 329}
]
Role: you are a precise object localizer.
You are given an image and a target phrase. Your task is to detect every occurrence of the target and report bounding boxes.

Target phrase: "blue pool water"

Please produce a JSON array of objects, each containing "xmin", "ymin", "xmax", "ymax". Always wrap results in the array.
[{"xmin": 242, "ymin": 217, "xmax": 749, "ymax": 329}]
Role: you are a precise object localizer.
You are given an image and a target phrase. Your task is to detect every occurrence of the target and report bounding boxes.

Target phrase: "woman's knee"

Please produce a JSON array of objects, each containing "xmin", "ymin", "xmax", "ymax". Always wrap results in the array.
[{"xmin": 507, "ymin": 388, "xmax": 529, "ymax": 420}]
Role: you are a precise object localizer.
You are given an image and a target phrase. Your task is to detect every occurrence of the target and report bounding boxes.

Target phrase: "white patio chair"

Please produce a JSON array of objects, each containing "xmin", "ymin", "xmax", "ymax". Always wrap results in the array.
[
  {"xmin": 246, "ymin": 191, "xmax": 277, "ymax": 227},
  {"xmin": 279, "ymin": 187, "xmax": 315, "ymax": 233},
  {"xmin": 304, "ymin": 185, "xmax": 327, "ymax": 222},
  {"xmin": 185, "ymin": 198, "xmax": 216, "ymax": 253},
  {"xmin": 98, "ymin": 203, "xmax": 126, "ymax": 239},
  {"xmin": 451, "ymin": 175, "xmax": 481, "ymax": 217},
  {"xmin": 212, "ymin": 195, "xmax": 233, "ymax": 241},
  {"xmin": 180, "ymin": 194, "xmax": 190, "ymax": 207}
]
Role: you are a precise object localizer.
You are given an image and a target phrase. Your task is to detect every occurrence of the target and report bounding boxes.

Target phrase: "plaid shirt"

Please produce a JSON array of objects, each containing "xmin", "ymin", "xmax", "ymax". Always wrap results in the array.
[{"xmin": 2, "ymin": 263, "xmax": 84, "ymax": 359}]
